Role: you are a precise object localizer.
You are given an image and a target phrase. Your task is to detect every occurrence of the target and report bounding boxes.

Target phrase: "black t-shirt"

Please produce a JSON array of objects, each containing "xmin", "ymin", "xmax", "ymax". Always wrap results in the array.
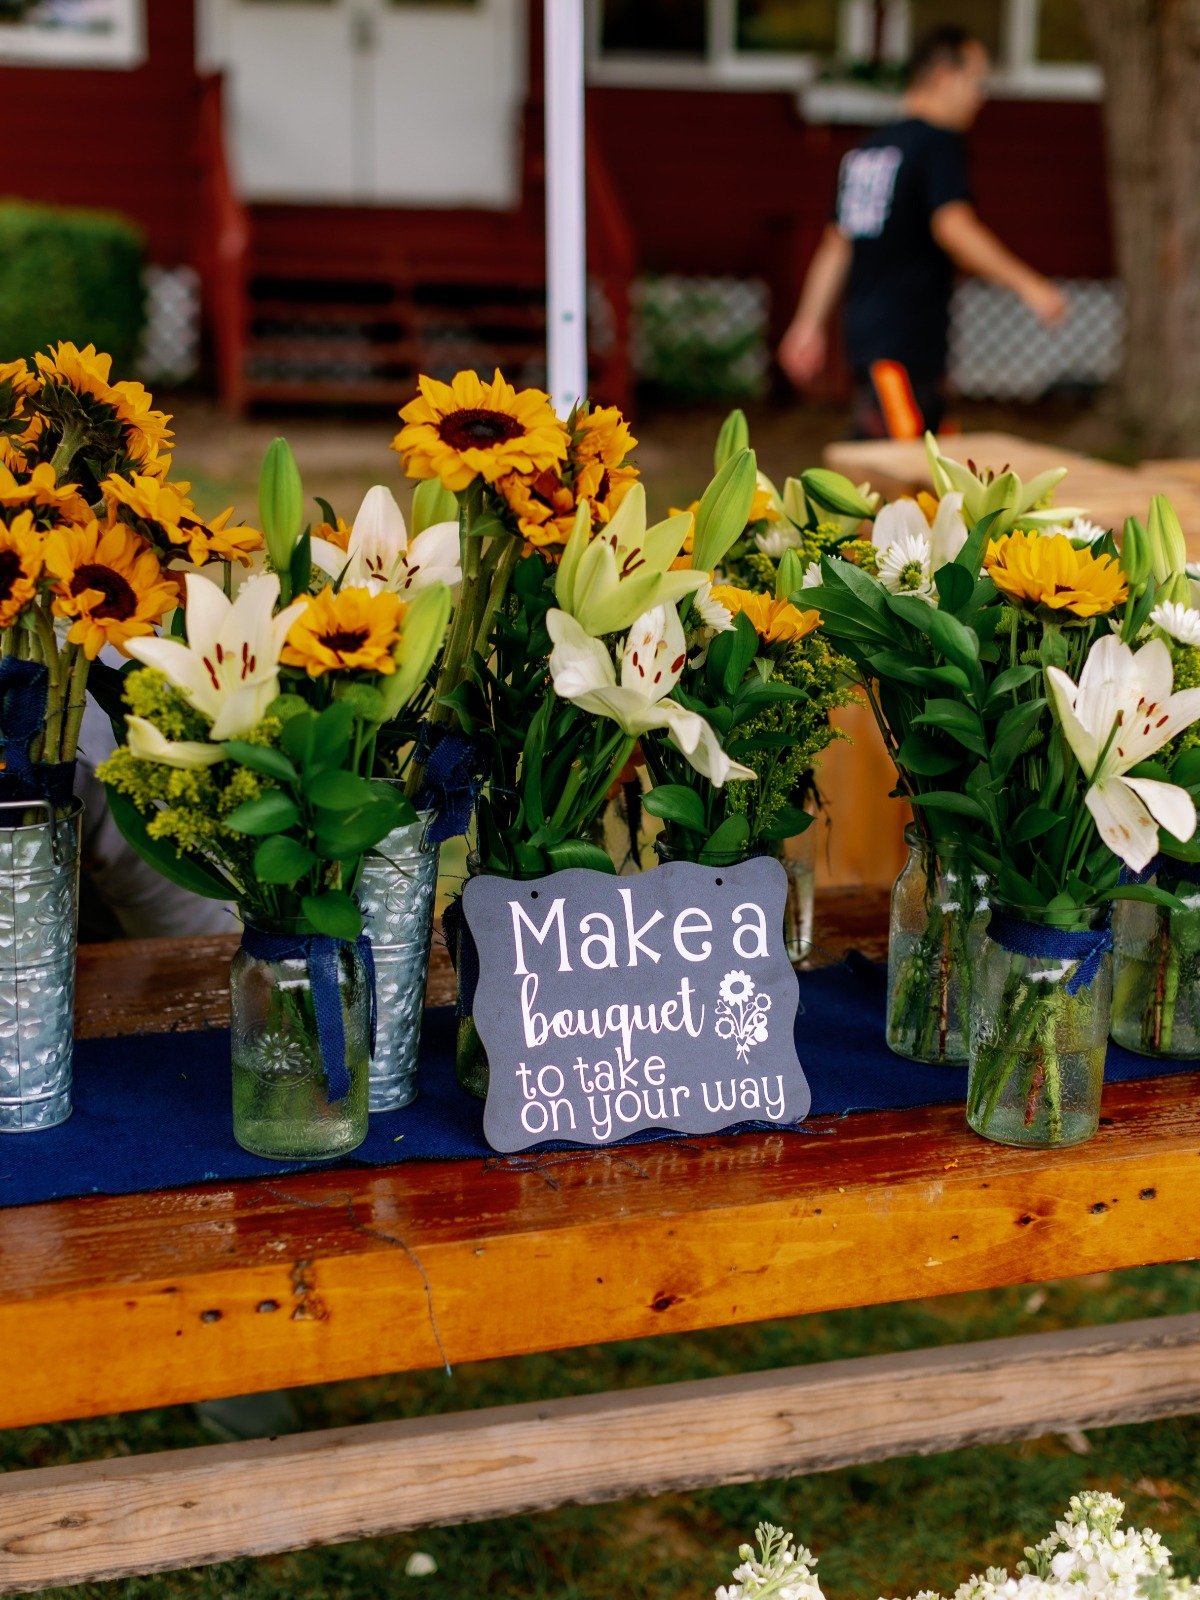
[{"xmin": 835, "ymin": 118, "xmax": 972, "ymax": 381}]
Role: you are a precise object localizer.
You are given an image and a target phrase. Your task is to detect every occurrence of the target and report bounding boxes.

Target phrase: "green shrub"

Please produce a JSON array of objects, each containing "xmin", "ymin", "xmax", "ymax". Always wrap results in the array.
[{"xmin": 0, "ymin": 199, "xmax": 145, "ymax": 376}]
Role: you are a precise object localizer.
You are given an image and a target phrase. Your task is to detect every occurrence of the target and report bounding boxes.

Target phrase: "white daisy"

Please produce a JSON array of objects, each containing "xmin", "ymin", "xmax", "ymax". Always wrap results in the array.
[
  {"xmin": 1068, "ymin": 515, "xmax": 1108, "ymax": 545},
  {"xmin": 692, "ymin": 580, "xmax": 735, "ymax": 633},
  {"xmin": 755, "ymin": 524, "xmax": 803, "ymax": 559},
  {"xmin": 801, "ymin": 560, "xmax": 822, "ymax": 589},
  {"xmin": 876, "ymin": 529, "xmax": 934, "ymax": 601},
  {"xmin": 1151, "ymin": 599, "xmax": 1200, "ymax": 647}
]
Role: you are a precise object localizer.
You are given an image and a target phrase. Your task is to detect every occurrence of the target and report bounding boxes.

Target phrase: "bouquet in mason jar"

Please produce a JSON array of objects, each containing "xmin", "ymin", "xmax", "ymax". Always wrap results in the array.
[
  {"xmin": 100, "ymin": 441, "xmax": 453, "ymax": 1159},
  {"xmin": 804, "ymin": 437, "xmax": 1092, "ymax": 1066}
]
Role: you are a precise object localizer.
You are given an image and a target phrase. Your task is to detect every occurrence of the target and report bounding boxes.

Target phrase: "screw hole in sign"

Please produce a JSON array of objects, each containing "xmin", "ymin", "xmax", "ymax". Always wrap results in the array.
[
  {"xmin": 530, "ymin": 890, "xmax": 539, "ymax": 899},
  {"xmin": 715, "ymin": 878, "xmax": 723, "ymax": 887}
]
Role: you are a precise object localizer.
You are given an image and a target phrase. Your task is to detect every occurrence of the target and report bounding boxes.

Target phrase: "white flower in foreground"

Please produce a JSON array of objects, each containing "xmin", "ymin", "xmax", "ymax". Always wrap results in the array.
[
  {"xmin": 125, "ymin": 716, "xmax": 225, "ymax": 770},
  {"xmin": 877, "ymin": 529, "xmax": 935, "ymax": 600},
  {"xmin": 555, "ymin": 484, "xmax": 704, "ymax": 636},
  {"xmin": 404, "ymin": 1552, "xmax": 438, "ymax": 1578},
  {"xmin": 1068, "ymin": 515, "xmax": 1107, "ymax": 545},
  {"xmin": 1047, "ymin": 634, "xmax": 1200, "ymax": 872},
  {"xmin": 1151, "ymin": 599, "xmax": 1200, "ymax": 647},
  {"xmin": 547, "ymin": 604, "xmax": 755, "ymax": 787},
  {"xmin": 311, "ymin": 484, "xmax": 460, "ymax": 596},
  {"xmin": 801, "ymin": 561, "xmax": 822, "ymax": 589},
  {"xmin": 126, "ymin": 572, "xmax": 306, "ymax": 742},
  {"xmin": 692, "ymin": 579, "xmax": 735, "ymax": 633}
]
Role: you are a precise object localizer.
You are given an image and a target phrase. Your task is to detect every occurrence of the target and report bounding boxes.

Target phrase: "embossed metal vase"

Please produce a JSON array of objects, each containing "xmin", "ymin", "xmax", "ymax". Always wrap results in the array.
[
  {"xmin": 357, "ymin": 808, "xmax": 439, "ymax": 1112},
  {"xmin": 0, "ymin": 798, "xmax": 82, "ymax": 1132}
]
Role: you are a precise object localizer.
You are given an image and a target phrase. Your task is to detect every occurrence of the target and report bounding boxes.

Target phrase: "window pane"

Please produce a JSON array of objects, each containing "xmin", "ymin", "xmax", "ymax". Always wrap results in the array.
[
  {"xmin": 1037, "ymin": 0, "xmax": 1092, "ymax": 62},
  {"xmin": 908, "ymin": 0, "xmax": 1002, "ymax": 58},
  {"xmin": 599, "ymin": 0, "xmax": 707, "ymax": 56},
  {"xmin": 736, "ymin": 0, "xmax": 838, "ymax": 53}
]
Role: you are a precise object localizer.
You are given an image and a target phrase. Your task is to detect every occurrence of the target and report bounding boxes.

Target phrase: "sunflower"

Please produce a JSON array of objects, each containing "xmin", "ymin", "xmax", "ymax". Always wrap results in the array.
[
  {"xmin": 45, "ymin": 518, "xmax": 179, "ymax": 658},
  {"xmin": 710, "ymin": 585, "xmax": 822, "ymax": 645},
  {"xmin": 282, "ymin": 585, "xmax": 403, "ymax": 677},
  {"xmin": 34, "ymin": 342, "xmax": 174, "ymax": 473},
  {"xmin": 0, "ymin": 358, "xmax": 39, "ymax": 472},
  {"xmin": 104, "ymin": 474, "xmax": 262, "ymax": 568},
  {"xmin": 312, "ymin": 514, "xmax": 352, "ymax": 552},
  {"xmin": 393, "ymin": 368, "xmax": 568, "ymax": 493},
  {"xmin": 574, "ymin": 405, "xmax": 636, "ymax": 470},
  {"xmin": 985, "ymin": 530, "xmax": 1127, "ymax": 619},
  {"xmin": 175, "ymin": 507, "xmax": 263, "ymax": 569},
  {"xmin": 0, "ymin": 510, "xmax": 45, "ymax": 628},
  {"xmin": 0, "ymin": 461, "xmax": 91, "ymax": 530}
]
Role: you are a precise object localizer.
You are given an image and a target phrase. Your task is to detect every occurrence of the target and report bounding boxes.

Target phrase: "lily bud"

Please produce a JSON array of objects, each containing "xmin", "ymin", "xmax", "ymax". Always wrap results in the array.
[
  {"xmin": 776, "ymin": 548, "xmax": 805, "ymax": 601},
  {"xmin": 411, "ymin": 476, "xmax": 459, "ymax": 537},
  {"xmin": 1120, "ymin": 517, "xmax": 1150, "ymax": 591},
  {"xmin": 691, "ymin": 448, "xmax": 757, "ymax": 575},
  {"xmin": 782, "ymin": 476, "xmax": 808, "ymax": 528},
  {"xmin": 1160, "ymin": 570, "xmax": 1194, "ymax": 608},
  {"xmin": 259, "ymin": 438, "xmax": 304, "ymax": 575},
  {"xmin": 1148, "ymin": 494, "xmax": 1188, "ymax": 583},
  {"xmin": 713, "ymin": 409, "xmax": 749, "ymax": 472},
  {"xmin": 378, "ymin": 582, "xmax": 452, "ymax": 720},
  {"xmin": 800, "ymin": 468, "xmax": 878, "ymax": 521}
]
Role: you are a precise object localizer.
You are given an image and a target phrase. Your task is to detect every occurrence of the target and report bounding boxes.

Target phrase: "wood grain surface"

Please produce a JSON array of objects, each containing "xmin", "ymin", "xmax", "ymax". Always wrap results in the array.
[
  {"xmin": 3, "ymin": 880, "xmax": 1199, "ymax": 1429},
  {"xmin": 4, "ymin": 1313, "xmax": 1199, "ymax": 1593}
]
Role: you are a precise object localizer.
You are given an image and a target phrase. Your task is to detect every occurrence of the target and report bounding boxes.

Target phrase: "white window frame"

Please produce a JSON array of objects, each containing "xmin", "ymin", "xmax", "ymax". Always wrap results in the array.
[
  {"xmin": 0, "ymin": 0, "xmax": 146, "ymax": 68},
  {"xmin": 586, "ymin": 0, "xmax": 1101, "ymax": 101}
]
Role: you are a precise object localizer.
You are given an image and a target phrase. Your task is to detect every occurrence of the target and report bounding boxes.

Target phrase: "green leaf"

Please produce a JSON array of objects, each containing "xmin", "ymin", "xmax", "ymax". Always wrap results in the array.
[
  {"xmin": 723, "ymin": 612, "xmax": 759, "ymax": 696},
  {"xmin": 953, "ymin": 509, "xmax": 1002, "ymax": 576},
  {"xmin": 933, "ymin": 561, "xmax": 973, "ymax": 612},
  {"xmin": 896, "ymin": 731, "xmax": 963, "ymax": 777},
  {"xmin": 301, "ymin": 889, "xmax": 363, "ymax": 940},
  {"xmin": 105, "ymin": 786, "xmax": 236, "ymax": 901},
  {"xmin": 307, "ymin": 770, "xmax": 379, "ymax": 811},
  {"xmin": 1172, "ymin": 748, "xmax": 1200, "ymax": 789},
  {"xmin": 226, "ymin": 792, "xmax": 301, "ymax": 835},
  {"xmin": 280, "ymin": 710, "xmax": 317, "ymax": 767},
  {"xmin": 643, "ymin": 784, "xmax": 707, "ymax": 833},
  {"xmin": 702, "ymin": 815, "xmax": 750, "ymax": 858},
  {"xmin": 222, "ymin": 741, "xmax": 298, "ymax": 784},
  {"xmin": 984, "ymin": 664, "xmax": 1041, "ymax": 707},
  {"xmin": 315, "ymin": 800, "xmax": 403, "ymax": 856},
  {"xmin": 545, "ymin": 840, "xmax": 617, "ymax": 873},
  {"xmin": 310, "ymin": 700, "xmax": 355, "ymax": 770},
  {"xmin": 926, "ymin": 609, "xmax": 983, "ymax": 682},
  {"xmin": 254, "ymin": 835, "xmax": 317, "ymax": 886},
  {"xmin": 1009, "ymin": 807, "xmax": 1064, "ymax": 844},
  {"xmin": 911, "ymin": 790, "xmax": 989, "ymax": 822},
  {"xmin": 990, "ymin": 698, "xmax": 1047, "ymax": 777}
]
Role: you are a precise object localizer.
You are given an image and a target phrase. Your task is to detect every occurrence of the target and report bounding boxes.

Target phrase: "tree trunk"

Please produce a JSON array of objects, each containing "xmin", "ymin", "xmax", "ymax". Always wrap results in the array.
[{"xmin": 1086, "ymin": 0, "xmax": 1200, "ymax": 454}]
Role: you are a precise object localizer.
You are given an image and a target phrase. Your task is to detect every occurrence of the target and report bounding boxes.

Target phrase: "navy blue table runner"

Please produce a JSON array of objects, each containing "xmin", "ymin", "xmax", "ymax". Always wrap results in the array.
[{"xmin": 2, "ymin": 957, "xmax": 1194, "ymax": 1208}]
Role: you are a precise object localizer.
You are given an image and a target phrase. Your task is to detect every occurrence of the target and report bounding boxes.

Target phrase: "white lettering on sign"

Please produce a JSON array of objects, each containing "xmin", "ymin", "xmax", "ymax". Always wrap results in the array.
[{"xmin": 467, "ymin": 858, "xmax": 810, "ymax": 1153}]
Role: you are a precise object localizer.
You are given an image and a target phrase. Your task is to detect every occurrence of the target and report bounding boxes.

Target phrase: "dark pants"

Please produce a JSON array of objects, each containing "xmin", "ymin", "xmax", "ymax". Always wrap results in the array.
[{"xmin": 850, "ymin": 368, "xmax": 947, "ymax": 440}]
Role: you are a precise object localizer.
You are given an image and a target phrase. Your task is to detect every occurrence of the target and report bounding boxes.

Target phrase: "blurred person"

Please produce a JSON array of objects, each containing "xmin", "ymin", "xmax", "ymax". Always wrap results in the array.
[{"xmin": 778, "ymin": 24, "xmax": 1068, "ymax": 437}]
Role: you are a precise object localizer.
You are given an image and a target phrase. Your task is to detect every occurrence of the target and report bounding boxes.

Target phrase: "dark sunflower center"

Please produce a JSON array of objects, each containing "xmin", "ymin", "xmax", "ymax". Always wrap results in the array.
[
  {"xmin": 71, "ymin": 563, "xmax": 137, "ymax": 620},
  {"xmin": 0, "ymin": 549, "xmax": 23, "ymax": 602},
  {"xmin": 321, "ymin": 627, "xmax": 370, "ymax": 654},
  {"xmin": 438, "ymin": 407, "xmax": 525, "ymax": 451}
]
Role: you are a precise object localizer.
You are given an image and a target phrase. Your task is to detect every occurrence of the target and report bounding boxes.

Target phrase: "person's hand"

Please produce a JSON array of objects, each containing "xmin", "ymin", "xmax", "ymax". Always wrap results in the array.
[
  {"xmin": 778, "ymin": 319, "xmax": 826, "ymax": 385},
  {"xmin": 1021, "ymin": 276, "xmax": 1069, "ymax": 326}
]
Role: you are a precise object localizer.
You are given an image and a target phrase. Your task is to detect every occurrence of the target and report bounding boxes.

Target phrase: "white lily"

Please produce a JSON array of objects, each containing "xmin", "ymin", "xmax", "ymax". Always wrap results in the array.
[
  {"xmin": 925, "ymin": 431, "xmax": 1081, "ymax": 533},
  {"xmin": 311, "ymin": 484, "xmax": 461, "ymax": 596},
  {"xmin": 555, "ymin": 485, "xmax": 705, "ymax": 637},
  {"xmin": 873, "ymin": 492, "xmax": 968, "ymax": 570},
  {"xmin": 547, "ymin": 604, "xmax": 755, "ymax": 787},
  {"xmin": 125, "ymin": 715, "xmax": 225, "ymax": 769},
  {"xmin": 1047, "ymin": 634, "xmax": 1200, "ymax": 872},
  {"xmin": 1151, "ymin": 599, "xmax": 1200, "ymax": 648},
  {"xmin": 126, "ymin": 572, "xmax": 306, "ymax": 742}
]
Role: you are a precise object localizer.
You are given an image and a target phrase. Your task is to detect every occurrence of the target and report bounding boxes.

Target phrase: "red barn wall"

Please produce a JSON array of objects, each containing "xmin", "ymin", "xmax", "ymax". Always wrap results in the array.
[{"xmin": 0, "ymin": 0, "xmax": 199, "ymax": 263}]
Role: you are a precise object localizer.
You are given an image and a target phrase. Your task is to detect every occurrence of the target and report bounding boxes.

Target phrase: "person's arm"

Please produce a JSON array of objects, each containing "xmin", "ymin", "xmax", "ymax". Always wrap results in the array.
[
  {"xmin": 778, "ymin": 224, "xmax": 853, "ymax": 385},
  {"xmin": 931, "ymin": 202, "xmax": 1068, "ymax": 323}
]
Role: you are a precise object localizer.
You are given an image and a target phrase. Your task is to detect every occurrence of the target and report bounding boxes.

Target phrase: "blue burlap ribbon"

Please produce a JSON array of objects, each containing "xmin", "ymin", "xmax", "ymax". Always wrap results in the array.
[
  {"xmin": 1122, "ymin": 854, "xmax": 1200, "ymax": 888},
  {"xmin": 415, "ymin": 722, "xmax": 481, "ymax": 844},
  {"xmin": 987, "ymin": 911, "xmax": 1113, "ymax": 997},
  {"xmin": 240, "ymin": 926, "xmax": 378, "ymax": 1102},
  {"xmin": 0, "ymin": 657, "xmax": 74, "ymax": 807}
]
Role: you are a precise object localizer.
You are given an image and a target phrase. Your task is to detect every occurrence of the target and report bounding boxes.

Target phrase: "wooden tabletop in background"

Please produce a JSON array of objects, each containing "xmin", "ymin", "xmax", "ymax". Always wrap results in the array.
[
  {"xmin": 1, "ymin": 890, "xmax": 1196, "ymax": 1432},
  {"xmin": 824, "ymin": 432, "xmax": 1200, "ymax": 550}
]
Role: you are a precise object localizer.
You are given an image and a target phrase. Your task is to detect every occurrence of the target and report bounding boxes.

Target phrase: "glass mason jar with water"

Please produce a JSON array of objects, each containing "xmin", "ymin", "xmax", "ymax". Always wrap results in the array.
[{"xmin": 1111, "ymin": 865, "xmax": 1200, "ymax": 1057}]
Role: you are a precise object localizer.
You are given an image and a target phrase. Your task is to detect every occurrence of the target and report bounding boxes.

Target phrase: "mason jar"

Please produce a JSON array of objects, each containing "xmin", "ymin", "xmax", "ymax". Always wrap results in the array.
[
  {"xmin": 887, "ymin": 824, "xmax": 988, "ymax": 1065},
  {"xmin": 1111, "ymin": 867, "xmax": 1200, "ymax": 1057},
  {"xmin": 230, "ymin": 936, "xmax": 370, "ymax": 1160},
  {"xmin": 967, "ymin": 905, "xmax": 1111, "ymax": 1148}
]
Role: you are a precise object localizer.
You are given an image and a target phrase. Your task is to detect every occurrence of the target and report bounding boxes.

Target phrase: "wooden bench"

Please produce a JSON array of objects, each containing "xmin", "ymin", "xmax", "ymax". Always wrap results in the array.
[{"xmin": 2, "ymin": 889, "xmax": 1199, "ymax": 1592}]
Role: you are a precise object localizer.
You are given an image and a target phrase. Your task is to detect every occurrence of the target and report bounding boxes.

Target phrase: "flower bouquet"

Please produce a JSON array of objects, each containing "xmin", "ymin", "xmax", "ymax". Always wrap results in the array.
[
  {"xmin": 391, "ymin": 370, "xmax": 764, "ymax": 1094},
  {"xmin": 803, "ymin": 437, "xmax": 1090, "ymax": 1065},
  {"xmin": 0, "ymin": 343, "xmax": 259, "ymax": 1131},
  {"xmin": 101, "ymin": 446, "xmax": 452, "ymax": 1158},
  {"xmin": 815, "ymin": 466, "xmax": 1200, "ymax": 1143}
]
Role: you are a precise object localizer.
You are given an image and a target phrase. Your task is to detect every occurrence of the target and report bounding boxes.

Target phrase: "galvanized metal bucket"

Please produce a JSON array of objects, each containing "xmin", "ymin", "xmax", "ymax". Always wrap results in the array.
[
  {"xmin": 0, "ymin": 798, "xmax": 81, "ymax": 1133},
  {"xmin": 357, "ymin": 808, "xmax": 439, "ymax": 1112}
]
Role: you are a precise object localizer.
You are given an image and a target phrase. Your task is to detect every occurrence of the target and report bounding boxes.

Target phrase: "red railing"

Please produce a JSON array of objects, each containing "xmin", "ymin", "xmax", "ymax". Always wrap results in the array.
[{"xmin": 195, "ymin": 73, "xmax": 250, "ymax": 416}]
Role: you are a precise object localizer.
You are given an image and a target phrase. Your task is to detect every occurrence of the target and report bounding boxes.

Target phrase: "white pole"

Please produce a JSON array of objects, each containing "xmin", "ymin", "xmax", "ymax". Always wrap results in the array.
[{"xmin": 544, "ymin": 0, "xmax": 588, "ymax": 414}]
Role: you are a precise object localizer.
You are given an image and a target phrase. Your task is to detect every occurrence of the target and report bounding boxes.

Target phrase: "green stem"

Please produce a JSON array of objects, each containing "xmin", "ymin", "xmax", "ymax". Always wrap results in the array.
[
  {"xmin": 59, "ymin": 644, "xmax": 90, "ymax": 764},
  {"xmin": 49, "ymin": 424, "xmax": 86, "ymax": 484},
  {"xmin": 31, "ymin": 606, "xmax": 63, "ymax": 763}
]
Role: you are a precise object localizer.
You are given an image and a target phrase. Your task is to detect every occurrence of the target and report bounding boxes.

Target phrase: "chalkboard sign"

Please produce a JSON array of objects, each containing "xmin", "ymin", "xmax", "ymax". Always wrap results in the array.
[{"xmin": 462, "ymin": 856, "xmax": 810, "ymax": 1154}]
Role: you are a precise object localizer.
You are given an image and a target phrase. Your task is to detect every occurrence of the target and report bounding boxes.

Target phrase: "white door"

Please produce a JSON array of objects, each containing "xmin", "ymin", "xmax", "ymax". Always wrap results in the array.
[{"xmin": 202, "ymin": 0, "xmax": 525, "ymax": 208}]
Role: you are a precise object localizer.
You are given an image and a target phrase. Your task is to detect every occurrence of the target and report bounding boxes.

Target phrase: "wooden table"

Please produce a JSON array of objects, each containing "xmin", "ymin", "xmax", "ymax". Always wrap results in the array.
[
  {"xmin": 4, "ymin": 894, "xmax": 1200, "ymax": 1592},
  {"xmin": 824, "ymin": 432, "xmax": 1200, "ymax": 551}
]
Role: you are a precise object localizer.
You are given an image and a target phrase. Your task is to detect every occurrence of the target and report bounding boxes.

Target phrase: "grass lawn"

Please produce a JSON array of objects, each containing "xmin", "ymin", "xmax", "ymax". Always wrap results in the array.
[{"xmin": 5, "ymin": 1261, "xmax": 1200, "ymax": 1599}]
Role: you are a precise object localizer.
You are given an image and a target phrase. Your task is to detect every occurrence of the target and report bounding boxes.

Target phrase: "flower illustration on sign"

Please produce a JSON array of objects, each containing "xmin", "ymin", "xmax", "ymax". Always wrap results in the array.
[{"xmin": 715, "ymin": 969, "xmax": 771, "ymax": 1062}]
